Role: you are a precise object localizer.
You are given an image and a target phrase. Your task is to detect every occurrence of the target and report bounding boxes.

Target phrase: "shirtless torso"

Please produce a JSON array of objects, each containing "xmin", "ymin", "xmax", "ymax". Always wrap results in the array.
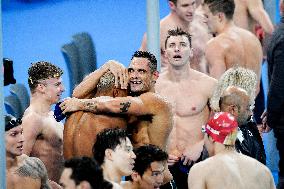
[
  {"xmin": 156, "ymin": 69, "xmax": 216, "ymax": 159},
  {"xmin": 22, "ymin": 108, "xmax": 64, "ymax": 183},
  {"xmin": 233, "ymin": 0, "xmax": 274, "ymax": 34},
  {"xmin": 188, "ymin": 151, "xmax": 276, "ymax": 189},
  {"xmin": 205, "ymin": 26, "xmax": 262, "ymax": 93},
  {"xmin": 6, "ymin": 155, "xmax": 51, "ymax": 189}
]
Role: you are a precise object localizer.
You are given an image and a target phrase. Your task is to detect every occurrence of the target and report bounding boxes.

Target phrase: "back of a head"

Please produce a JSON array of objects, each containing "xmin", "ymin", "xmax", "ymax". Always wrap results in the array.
[
  {"xmin": 210, "ymin": 67, "xmax": 257, "ymax": 111},
  {"xmin": 204, "ymin": 112, "xmax": 238, "ymax": 146},
  {"xmin": 203, "ymin": 0, "xmax": 235, "ymax": 19},
  {"xmin": 93, "ymin": 128, "xmax": 128, "ymax": 166},
  {"xmin": 5, "ymin": 114, "xmax": 22, "ymax": 132},
  {"xmin": 28, "ymin": 61, "xmax": 63, "ymax": 93},
  {"xmin": 133, "ymin": 144, "xmax": 168, "ymax": 176},
  {"xmin": 131, "ymin": 51, "xmax": 157, "ymax": 73},
  {"xmin": 96, "ymin": 71, "xmax": 117, "ymax": 94},
  {"xmin": 64, "ymin": 157, "xmax": 112, "ymax": 189}
]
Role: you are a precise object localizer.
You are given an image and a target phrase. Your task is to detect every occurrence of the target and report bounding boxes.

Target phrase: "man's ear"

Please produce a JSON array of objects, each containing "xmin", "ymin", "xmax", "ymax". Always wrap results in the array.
[
  {"xmin": 227, "ymin": 104, "xmax": 239, "ymax": 117},
  {"xmin": 217, "ymin": 12, "xmax": 224, "ymax": 22},
  {"xmin": 79, "ymin": 181, "xmax": 92, "ymax": 189},
  {"xmin": 113, "ymin": 88, "xmax": 119, "ymax": 98},
  {"xmin": 131, "ymin": 172, "xmax": 141, "ymax": 182},
  {"xmin": 169, "ymin": 1, "xmax": 176, "ymax": 11},
  {"xmin": 152, "ymin": 71, "xmax": 159, "ymax": 81},
  {"xmin": 36, "ymin": 83, "xmax": 46, "ymax": 93},
  {"xmin": 105, "ymin": 149, "xmax": 113, "ymax": 161}
]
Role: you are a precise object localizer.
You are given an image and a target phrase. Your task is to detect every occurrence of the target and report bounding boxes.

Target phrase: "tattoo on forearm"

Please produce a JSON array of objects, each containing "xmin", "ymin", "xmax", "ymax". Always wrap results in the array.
[
  {"xmin": 85, "ymin": 101, "xmax": 98, "ymax": 112},
  {"xmin": 16, "ymin": 157, "xmax": 51, "ymax": 189},
  {"xmin": 120, "ymin": 101, "xmax": 131, "ymax": 113}
]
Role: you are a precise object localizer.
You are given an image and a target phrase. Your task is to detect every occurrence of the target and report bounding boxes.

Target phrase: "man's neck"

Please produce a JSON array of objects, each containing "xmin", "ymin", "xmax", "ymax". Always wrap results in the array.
[
  {"xmin": 30, "ymin": 95, "xmax": 52, "ymax": 113},
  {"xmin": 102, "ymin": 163, "xmax": 123, "ymax": 184},
  {"xmin": 216, "ymin": 20, "xmax": 235, "ymax": 35},
  {"xmin": 168, "ymin": 63, "xmax": 191, "ymax": 82},
  {"xmin": 169, "ymin": 12, "xmax": 191, "ymax": 30},
  {"xmin": 6, "ymin": 154, "xmax": 19, "ymax": 169}
]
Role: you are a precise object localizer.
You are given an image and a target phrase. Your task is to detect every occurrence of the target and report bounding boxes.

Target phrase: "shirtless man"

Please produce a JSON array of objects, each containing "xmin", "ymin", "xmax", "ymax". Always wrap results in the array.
[
  {"xmin": 121, "ymin": 144, "xmax": 168, "ymax": 189},
  {"xmin": 63, "ymin": 71, "xmax": 127, "ymax": 159},
  {"xmin": 5, "ymin": 114, "xmax": 55, "ymax": 189},
  {"xmin": 93, "ymin": 128, "xmax": 136, "ymax": 187},
  {"xmin": 203, "ymin": 0, "xmax": 263, "ymax": 94},
  {"xmin": 188, "ymin": 112, "xmax": 275, "ymax": 189},
  {"xmin": 60, "ymin": 51, "xmax": 174, "ymax": 184},
  {"xmin": 233, "ymin": 0, "xmax": 274, "ymax": 34},
  {"xmin": 155, "ymin": 28, "xmax": 216, "ymax": 189},
  {"xmin": 140, "ymin": 0, "xmax": 197, "ymax": 70},
  {"xmin": 22, "ymin": 61, "xmax": 65, "ymax": 182}
]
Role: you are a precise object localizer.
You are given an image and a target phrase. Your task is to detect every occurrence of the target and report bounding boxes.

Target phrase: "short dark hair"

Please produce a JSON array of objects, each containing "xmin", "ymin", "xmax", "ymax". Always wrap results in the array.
[
  {"xmin": 169, "ymin": 0, "xmax": 178, "ymax": 5},
  {"xmin": 93, "ymin": 128, "xmax": 128, "ymax": 165},
  {"xmin": 28, "ymin": 61, "xmax": 63, "ymax": 93},
  {"xmin": 131, "ymin": 51, "xmax": 157, "ymax": 73},
  {"xmin": 203, "ymin": 0, "xmax": 235, "ymax": 20},
  {"xmin": 165, "ymin": 27, "xmax": 192, "ymax": 49},
  {"xmin": 64, "ymin": 157, "xmax": 112, "ymax": 189},
  {"xmin": 133, "ymin": 144, "xmax": 168, "ymax": 176}
]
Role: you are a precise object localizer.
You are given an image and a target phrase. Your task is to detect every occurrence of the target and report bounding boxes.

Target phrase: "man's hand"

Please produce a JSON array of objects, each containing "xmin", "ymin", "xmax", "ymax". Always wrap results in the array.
[
  {"xmin": 60, "ymin": 97, "xmax": 83, "ymax": 114},
  {"xmin": 181, "ymin": 141, "xmax": 204, "ymax": 166},
  {"xmin": 167, "ymin": 154, "xmax": 179, "ymax": 166},
  {"xmin": 260, "ymin": 110, "xmax": 272, "ymax": 133},
  {"xmin": 105, "ymin": 60, "xmax": 128, "ymax": 89}
]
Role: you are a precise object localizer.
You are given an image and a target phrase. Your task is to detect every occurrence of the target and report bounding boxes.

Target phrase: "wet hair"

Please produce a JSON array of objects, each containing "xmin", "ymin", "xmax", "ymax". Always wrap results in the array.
[
  {"xmin": 133, "ymin": 144, "xmax": 168, "ymax": 176},
  {"xmin": 131, "ymin": 51, "xmax": 157, "ymax": 73},
  {"xmin": 64, "ymin": 157, "xmax": 112, "ymax": 189},
  {"xmin": 210, "ymin": 67, "xmax": 257, "ymax": 112},
  {"xmin": 169, "ymin": 0, "xmax": 178, "ymax": 5},
  {"xmin": 97, "ymin": 71, "xmax": 116, "ymax": 92},
  {"xmin": 28, "ymin": 61, "xmax": 63, "ymax": 93},
  {"xmin": 165, "ymin": 27, "xmax": 192, "ymax": 48},
  {"xmin": 5, "ymin": 114, "xmax": 22, "ymax": 131},
  {"xmin": 203, "ymin": 0, "xmax": 235, "ymax": 20},
  {"xmin": 93, "ymin": 128, "xmax": 128, "ymax": 165}
]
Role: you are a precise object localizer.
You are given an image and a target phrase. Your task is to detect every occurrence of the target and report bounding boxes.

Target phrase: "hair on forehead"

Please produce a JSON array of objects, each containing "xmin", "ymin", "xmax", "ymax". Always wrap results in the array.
[
  {"xmin": 131, "ymin": 51, "xmax": 157, "ymax": 73},
  {"xmin": 165, "ymin": 27, "xmax": 192, "ymax": 48},
  {"xmin": 28, "ymin": 61, "xmax": 63, "ymax": 93}
]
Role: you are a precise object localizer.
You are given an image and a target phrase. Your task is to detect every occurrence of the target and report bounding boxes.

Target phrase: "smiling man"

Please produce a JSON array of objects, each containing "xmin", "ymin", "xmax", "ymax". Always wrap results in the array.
[
  {"xmin": 155, "ymin": 28, "xmax": 216, "ymax": 189},
  {"xmin": 121, "ymin": 144, "xmax": 168, "ymax": 189},
  {"xmin": 22, "ymin": 61, "xmax": 65, "ymax": 183}
]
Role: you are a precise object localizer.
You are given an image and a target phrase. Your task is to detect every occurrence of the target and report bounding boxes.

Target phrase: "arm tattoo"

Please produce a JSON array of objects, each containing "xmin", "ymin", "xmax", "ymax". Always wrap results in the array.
[
  {"xmin": 16, "ymin": 157, "xmax": 51, "ymax": 189},
  {"xmin": 120, "ymin": 101, "xmax": 131, "ymax": 113},
  {"xmin": 84, "ymin": 101, "xmax": 98, "ymax": 112}
]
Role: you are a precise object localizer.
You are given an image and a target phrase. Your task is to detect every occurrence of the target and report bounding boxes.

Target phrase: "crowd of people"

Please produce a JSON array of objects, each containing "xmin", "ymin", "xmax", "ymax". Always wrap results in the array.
[{"xmin": 5, "ymin": 0, "xmax": 284, "ymax": 189}]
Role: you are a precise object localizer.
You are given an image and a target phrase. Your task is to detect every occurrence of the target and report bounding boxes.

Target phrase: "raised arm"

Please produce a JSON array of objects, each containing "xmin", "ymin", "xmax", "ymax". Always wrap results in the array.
[
  {"xmin": 247, "ymin": 0, "xmax": 274, "ymax": 34},
  {"xmin": 72, "ymin": 60, "xmax": 128, "ymax": 99}
]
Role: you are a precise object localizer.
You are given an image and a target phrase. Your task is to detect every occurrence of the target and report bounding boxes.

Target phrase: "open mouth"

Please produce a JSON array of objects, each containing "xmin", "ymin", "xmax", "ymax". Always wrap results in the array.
[
  {"xmin": 17, "ymin": 145, "xmax": 23, "ymax": 151},
  {"xmin": 131, "ymin": 81, "xmax": 142, "ymax": 85},
  {"xmin": 173, "ymin": 55, "xmax": 182, "ymax": 60}
]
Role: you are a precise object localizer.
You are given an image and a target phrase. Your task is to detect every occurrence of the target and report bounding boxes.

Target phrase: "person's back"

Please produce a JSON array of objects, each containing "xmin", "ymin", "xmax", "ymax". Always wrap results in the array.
[
  {"xmin": 63, "ymin": 71, "xmax": 127, "ymax": 159},
  {"xmin": 194, "ymin": 152, "xmax": 275, "ymax": 189}
]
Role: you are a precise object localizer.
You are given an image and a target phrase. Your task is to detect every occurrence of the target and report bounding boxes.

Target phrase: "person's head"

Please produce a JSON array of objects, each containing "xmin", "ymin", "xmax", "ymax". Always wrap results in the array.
[
  {"xmin": 128, "ymin": 51, "xmax": 159, "ymax": 95},
  {"xmin": 131, "ymin": 145, "xmax": 168, "ymax": 189},
  {"xmin": 202, "ymin": 0, "xmax": 235, "ymax": 33},
  {"xmin": 219, "ymin": 86, "xmax": 252, "ymax": 125},
  {"xmin": 93, "ymin": 128, "xmax": 136, "ymax": 176},
  {"xmin": 28, "ymin": 61, "xmax": 64, "ymax": 104},
  {"xmin": 202, "ymin": 112, "xmax": 238, "ymax": 156},
  {"xmin": 169, "ymin": 0, "xmax": 197, "ymax": 23},
  {"xmin": 96, "ymin": 71, "xmax": 127, "ymax": 97},
  {"xmin": 60, "ymin": 157, "xmax": 112, "ymax": 189},
  {"xmin": 164, "ymin": 28, "xmax": 193, "ymax": 67},
  {"xmin": 5, "ymin": 115, "xmax": 24, "ymax": 158},
  {"xmin": 210, "ymin": 67, "xmax": 257, "ymax": 112}
]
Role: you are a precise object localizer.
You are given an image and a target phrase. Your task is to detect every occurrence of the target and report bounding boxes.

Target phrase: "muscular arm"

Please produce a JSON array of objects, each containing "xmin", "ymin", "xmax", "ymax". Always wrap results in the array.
[
  {"xmin": 267, "ymin": 41, "xmax": 284, "ymax": 128},
  {"xmin": 247, "ymin": 0, "xmax": 274, "ymax": 34},
  {"xmin": 16, "ymin": 156, "xmax": 52, "ymax": 189},
  {"xmin": 22, "ymin": 115, "xmax": 42, "ymax": 156},
  {"xmin": 188, "ymin": 163, "xmax": 206, "ymax": 189},
  {"xmin": 205, "ymin": 40, "xmax": 227, "ymax": 79}
]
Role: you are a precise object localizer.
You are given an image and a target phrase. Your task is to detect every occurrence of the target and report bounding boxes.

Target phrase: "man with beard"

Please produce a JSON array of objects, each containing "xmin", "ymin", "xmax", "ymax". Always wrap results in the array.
[{"xmin": 60, "ymin": 51, "xmax": 174, "ymax": 185}]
